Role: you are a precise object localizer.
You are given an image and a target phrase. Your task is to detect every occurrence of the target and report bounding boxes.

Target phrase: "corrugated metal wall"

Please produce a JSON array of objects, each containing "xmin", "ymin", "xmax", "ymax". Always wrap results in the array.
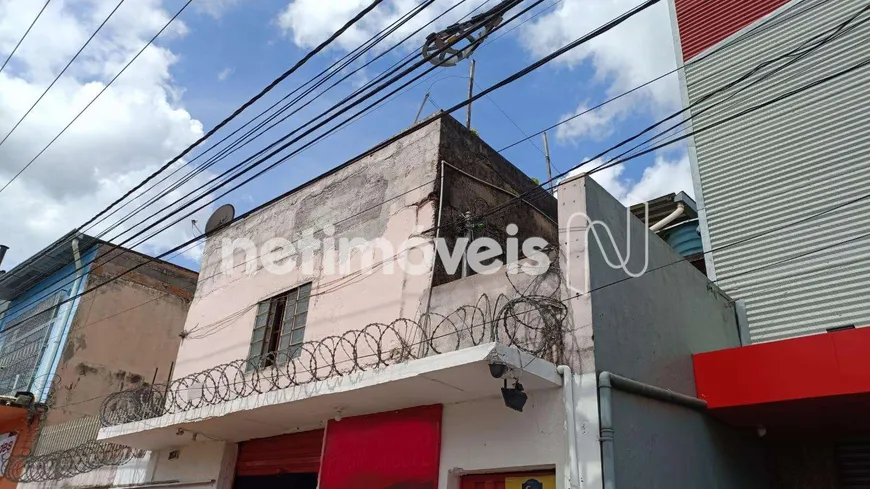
[
  {"xmin": 675, "ymin": 0, "xmax": 788, "ymax": 60},
  {"xmin": 684, "ymin": 0, "xmax": 870, "ymax": 342}
]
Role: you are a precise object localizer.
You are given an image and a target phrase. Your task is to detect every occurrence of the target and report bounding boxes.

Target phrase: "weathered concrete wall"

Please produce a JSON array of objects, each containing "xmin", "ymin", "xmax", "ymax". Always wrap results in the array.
[
  {"xmin": 557, "ymin": 175, "xmax": 766, "ymax": 489},
  {"xmin": 434, "ymin": 116, "xmax": 557, "ymax": 285},
  {"xmin": 48, "ymin": 245, "xmax": 197, "ymax": 425},
  {"xmin": 174, "ymin": 120, "xmax": 442, "ymax": 379}
]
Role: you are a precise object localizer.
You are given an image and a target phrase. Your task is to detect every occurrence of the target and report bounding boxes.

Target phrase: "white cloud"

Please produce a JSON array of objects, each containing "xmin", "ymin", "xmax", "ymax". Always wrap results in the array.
[
  {"xmin": 0, "ymin": 0, "xmax": 212, "ymax": 268},
  {"xmin": 523, "ymin": 0, "xmax": 681, "ymax": 142},
  {"xmin": 588, "ymin": 153, "xmax": 694, "ymax": 206},
  {"xmin": 195, "ymin": 0, "xmax": 241, "ymax": 18},
  {"xmin": 217, "ymin": 67, "xmax": 233, "ymax": 81},
  {"xmin": 276, "ymin": 0, "xmax": 486, "ymax": 52}
]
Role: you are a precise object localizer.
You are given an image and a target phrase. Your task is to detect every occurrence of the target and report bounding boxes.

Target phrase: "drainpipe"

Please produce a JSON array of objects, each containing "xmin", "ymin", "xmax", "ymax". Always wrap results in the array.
[
  {"xmin": 598, "ymin": 372, "xmax": 707, "ymax": 489},
  {"xmin": 32, "ymin": 238, "xmax": 84, "ymax": 400},
  {"xmin": 556, "ymin": 365, "xmax": 581, "ymax": 489},
  {"xmin": 649, "ymin": 203, "xmax": 685, "ymax": 232}
]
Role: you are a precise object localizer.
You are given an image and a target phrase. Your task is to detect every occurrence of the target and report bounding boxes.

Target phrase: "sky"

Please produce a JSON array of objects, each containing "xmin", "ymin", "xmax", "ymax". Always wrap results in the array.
[{"xmin": 0, "ymin": 0, "xmax": 695, "ymax": 271}]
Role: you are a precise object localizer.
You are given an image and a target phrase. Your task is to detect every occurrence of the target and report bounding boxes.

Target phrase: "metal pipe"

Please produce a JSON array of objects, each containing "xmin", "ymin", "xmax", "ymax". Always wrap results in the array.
[
  {"xmin": 466, "ymin": 59, "xmax": 476, "ymax": 128},
  {"xmin": 598, "ymin": 371, "xmax": 708, "ymax": 489},
  {"xmin": 649, "ymin": 203, "xmax": 685, "ymax": 232},
  {"xmin": 0, "ymin": 245, "xmax": 8, "ymax": 269},
  {"xmin": 557, "ymin": 366, "xmax": 581, "ymax": 489},
  {"xmin": 598, "ymin": 372, "xmax": 616, "ymax": 489},
  {"xmin": 542, "ymin": 132, "xmax": 553, "ymax": 194},
  {"xmin": 413, "ymin": 91, "xmax": 430, "ymax": 125}
]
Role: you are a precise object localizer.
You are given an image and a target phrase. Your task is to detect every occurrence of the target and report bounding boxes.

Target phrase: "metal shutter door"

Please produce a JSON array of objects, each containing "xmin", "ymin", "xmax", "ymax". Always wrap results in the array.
[
  {"xmin": 235, "ymin": 429, "xmax": 324, "ymax": 476},
  {"xmin": 837, "ymin": 441, "xmax": 870, "ymax": 488}
]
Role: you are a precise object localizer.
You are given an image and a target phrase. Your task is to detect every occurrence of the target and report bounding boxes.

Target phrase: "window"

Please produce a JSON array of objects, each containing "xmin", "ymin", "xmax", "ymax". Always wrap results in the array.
[{"xmin": 248, "ymin": 283, "xmax": 311, "ymax": 369}]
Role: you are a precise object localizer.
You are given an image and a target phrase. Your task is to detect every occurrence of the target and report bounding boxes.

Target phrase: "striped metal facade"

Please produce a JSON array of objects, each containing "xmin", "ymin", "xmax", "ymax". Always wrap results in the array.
[{"xmin": 682, "ymin": 0, "xmax": 870, "ymax": 342}]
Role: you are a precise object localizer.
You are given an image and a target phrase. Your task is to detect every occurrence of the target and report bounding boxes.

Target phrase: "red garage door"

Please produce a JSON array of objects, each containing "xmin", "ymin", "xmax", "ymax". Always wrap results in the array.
[{"xmin": 235, "ymin": 429, "xmax": 324, "ymax": 477}]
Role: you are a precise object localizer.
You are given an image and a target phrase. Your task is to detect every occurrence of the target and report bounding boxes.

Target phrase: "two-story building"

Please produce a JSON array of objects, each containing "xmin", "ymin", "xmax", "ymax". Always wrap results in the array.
[
  {"xmin": 0, "ymin": 233, "xmax": 197, "ymax": 488},
  {"xmin": 94, "ymin": 115, "xmax": 765, "ymax": 489}
]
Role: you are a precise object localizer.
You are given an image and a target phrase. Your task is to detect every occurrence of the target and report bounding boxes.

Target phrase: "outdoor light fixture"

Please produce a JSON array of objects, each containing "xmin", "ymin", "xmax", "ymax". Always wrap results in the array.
[
  {"xmin": 501, "ymin": 379, "xmax": 527, "ymax": 412},
  {"xmin": 489, "ymin": 361, "xmax": 507, "ymax": 379}
]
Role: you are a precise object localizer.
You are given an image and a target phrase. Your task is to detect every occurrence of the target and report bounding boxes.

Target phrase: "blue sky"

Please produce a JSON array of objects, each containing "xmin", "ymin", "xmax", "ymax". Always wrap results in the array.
[{"xmin": 0, "ymin": 0, "xmax": 694, "ymax": 270}]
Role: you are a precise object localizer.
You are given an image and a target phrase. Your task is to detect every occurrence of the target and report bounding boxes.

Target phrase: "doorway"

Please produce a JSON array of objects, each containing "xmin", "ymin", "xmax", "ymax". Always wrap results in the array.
[{"xmin": 234, "ymin": 472, "xmax": 318, "ymax": 489}]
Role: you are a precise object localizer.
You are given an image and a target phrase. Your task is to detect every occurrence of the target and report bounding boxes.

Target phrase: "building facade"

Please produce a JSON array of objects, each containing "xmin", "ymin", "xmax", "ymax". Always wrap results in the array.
[
  {"xmin": 668, "ymin": 0, "xmax": 870, "ymax": 342},
  {"xmin": 93, "ymin": 116, "xmax": 760, "ymax": 489},
  {"xmin": 669, "ymin": 0, "xmax": 870, "ymax": 486},
  {"xmin": 0, "ymin": 234, "xmax": 197, "ymax": 487}
]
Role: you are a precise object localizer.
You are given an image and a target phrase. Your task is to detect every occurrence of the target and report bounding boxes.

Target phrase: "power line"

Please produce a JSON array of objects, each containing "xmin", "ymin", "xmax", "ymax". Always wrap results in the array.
[
  {"xmin": 0, "ymin": 0, "xmax": 194, "ymax": 196},
  {"xmin": 451, "ymin": 0, "xmax": 865, "ymax": 235},
  {"xmin": 0, "ymin": 0, "xmax": 843, "ymax": 331},
  {"xmin": 496, "ymin": 0, "xmax": 832, "ymax": 153},
  {"xmin": 69, "ymin": 0, "xmax": 388, "ymax": 230},
  {"xmin": 0, "ymin": 0, "xmax": 661, "ymax": 332},
  {"xmin": 90, "ymin": 0, "xmax": 538, "ymax": 253},
  {"xmin": 0, "ymin": 0, "xmax": 52, "ymax": 75},
  {"xmin": 0, "ymin": 0, "xmax": 506, "ymax": 326},
  {"xmin": 0, "ymin": 0, "xmax": 125, "ymax": 152},
  {"xmin": 84, "ymin": 0, "xmax": 473, "ymax": 239}
]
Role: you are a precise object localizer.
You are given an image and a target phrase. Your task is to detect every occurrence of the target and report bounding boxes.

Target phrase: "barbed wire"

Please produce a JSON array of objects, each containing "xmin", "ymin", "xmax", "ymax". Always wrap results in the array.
[
  {"xmin": 5, "ymin": 440, "xmax": 143, "ymax": 483},
  {"xmin": 100, "ymin": 263, "xmax": 566, "ymax": 426}
]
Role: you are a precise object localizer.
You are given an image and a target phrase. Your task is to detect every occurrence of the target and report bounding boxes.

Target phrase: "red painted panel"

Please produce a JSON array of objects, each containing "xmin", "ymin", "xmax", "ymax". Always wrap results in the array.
[
  {"xmin": 319, "ymin": 405, "xmax": 442, "ymax": 489},
  {"xmin": 235, "ymin": 429, "xmax": 324, "ymax": 476},
  {"xmin": 693, "ymin": 326, "xmax": 870, "ymax": 409},
  {"xmin": 674, "ymin": 0, "xmax": 789, "ymax": 60}
]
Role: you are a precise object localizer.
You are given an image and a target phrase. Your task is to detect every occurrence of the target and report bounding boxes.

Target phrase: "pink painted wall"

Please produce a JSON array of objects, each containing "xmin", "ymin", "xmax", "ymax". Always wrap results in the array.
[{"xmin": 172, "ymin": 122, "xmax": 442, "ymax": 380}]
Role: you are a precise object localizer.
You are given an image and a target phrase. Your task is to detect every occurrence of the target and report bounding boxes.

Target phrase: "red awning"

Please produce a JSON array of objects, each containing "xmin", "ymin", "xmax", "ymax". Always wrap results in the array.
[{"xmin": 693, "ymin": 326, "xmax": 870, "ymax": 434}]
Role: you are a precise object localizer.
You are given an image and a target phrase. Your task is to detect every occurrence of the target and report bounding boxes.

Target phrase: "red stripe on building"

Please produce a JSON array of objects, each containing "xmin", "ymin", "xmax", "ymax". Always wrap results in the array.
[
  {"xmin": 674, "ymin": 0, "xmax": 789, "ymax": 60},
  {"xmin": 319, "ymin": 405, "xmax": 443, "ymax": 489}
]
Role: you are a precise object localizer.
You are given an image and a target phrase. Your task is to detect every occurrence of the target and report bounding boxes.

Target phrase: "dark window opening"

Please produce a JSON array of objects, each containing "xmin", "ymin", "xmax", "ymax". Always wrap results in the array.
[{"xmin": 248, "ymin": 283, "xmax": 311, "ymax": 370}]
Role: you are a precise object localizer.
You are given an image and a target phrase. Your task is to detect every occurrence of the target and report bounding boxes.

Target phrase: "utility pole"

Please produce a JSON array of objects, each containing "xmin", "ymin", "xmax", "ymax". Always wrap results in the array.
[
  {"xmin": 542, "ymin": 132, "xmax": 553, "ymax": 194},
  {"xmin": 466, "ymin": 59, "xmax": 476, "ymax": 129}
]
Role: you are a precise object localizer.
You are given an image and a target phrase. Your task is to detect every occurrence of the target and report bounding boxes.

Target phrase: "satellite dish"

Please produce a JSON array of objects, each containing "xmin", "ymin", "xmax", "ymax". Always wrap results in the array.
[{"xmin": 204, "ymin": 204, "xmax": 235, "ymax": 236}]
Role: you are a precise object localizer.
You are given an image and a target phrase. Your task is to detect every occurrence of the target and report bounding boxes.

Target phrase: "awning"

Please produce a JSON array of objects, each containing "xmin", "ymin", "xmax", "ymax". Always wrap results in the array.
[
  {"xmin": 98, "ymin": 343, "xmax": 561, "ymax": 450},
  {"xmin": 693, "ymin": 326, "xmax": 870, "ymax": 435}
]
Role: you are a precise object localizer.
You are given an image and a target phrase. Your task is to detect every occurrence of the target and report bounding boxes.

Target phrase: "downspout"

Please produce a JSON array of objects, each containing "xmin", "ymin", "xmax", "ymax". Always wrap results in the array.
[
  {"xmin": 33, "ymin": 238, "xmax": 84, "ymax": 400},
  {"xmin": 556, "ymin": 365, "xmax": 581, "ymax": 489},
  {"xmin": 649, "ymin": 203, "xmax": 685, "ymax": 232},
  {"xmin": 598, "ymin": 372, "xmax": 707, "ymax": 489}
]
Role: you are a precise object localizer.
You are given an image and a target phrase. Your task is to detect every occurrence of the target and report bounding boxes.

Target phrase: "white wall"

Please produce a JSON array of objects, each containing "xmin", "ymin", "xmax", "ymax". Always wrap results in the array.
[
  {"xmin": 439, "ymin": 378, "xmax": 601, "ymax": 489},
  {"xmin": 148, "ymin": 440, "xmax": 238, "ymax": 488}
]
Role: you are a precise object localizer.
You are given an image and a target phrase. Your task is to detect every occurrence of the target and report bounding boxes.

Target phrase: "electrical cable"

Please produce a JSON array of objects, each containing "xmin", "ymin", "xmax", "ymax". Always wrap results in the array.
[
  {"xmin": 0, "ymin": 0, "xmax": 844, "ymax": 332},
  {"xmin": 0, "ymin": 0, "xmax": 126, "ymax": 152},
  {"xmin": 69, "ymin": 0, "xmax": 388, "ymax": 231},
  {"xmin": 496, "ymin": 0, "xmax": 833, "ymax": 153},
  {"xmin": 0, "ymin": 0, "xmax": 654, "ymax": 333},
  {"xmin": 84, "ymin": 0, "xmax": 474, "ymax": 239},
  {"xmin": 0, "ymin": 0, "xmax": 194, "ymax": 196},
  {"xmin": 0, "ymin": 0, "xmax": 829, "ymax": 320},
  {"xmin": 0, "ymin": 0, "xmax": 455, "ymax": 322},
  {"xmin": 0, "ymin": 0, "xmax": 52, "ymax": 75},
  {"xmin": 77, "ymin": 0, "xmax": 540, "ymax": 264}
]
